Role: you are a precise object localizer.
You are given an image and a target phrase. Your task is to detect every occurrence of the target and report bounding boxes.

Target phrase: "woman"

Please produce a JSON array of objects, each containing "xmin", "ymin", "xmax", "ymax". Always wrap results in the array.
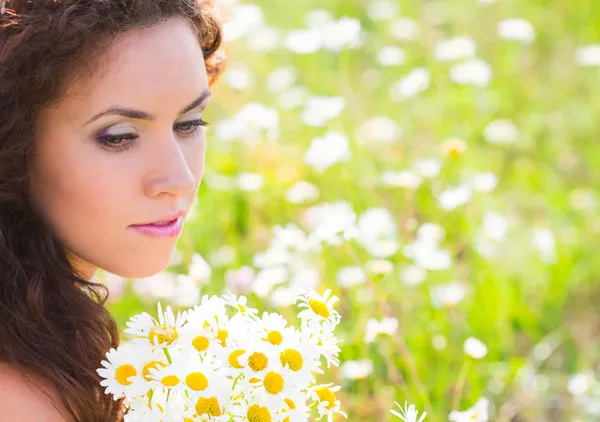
[{"xmin": 0, "ymin": 0, "xmax": 225, "ymax": 420}]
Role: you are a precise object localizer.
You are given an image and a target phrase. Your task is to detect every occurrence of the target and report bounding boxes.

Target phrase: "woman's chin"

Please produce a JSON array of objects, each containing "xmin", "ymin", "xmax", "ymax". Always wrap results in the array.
[{"xmin": 104, "ymin": 258, "xmax": 171, "ymax": 280}]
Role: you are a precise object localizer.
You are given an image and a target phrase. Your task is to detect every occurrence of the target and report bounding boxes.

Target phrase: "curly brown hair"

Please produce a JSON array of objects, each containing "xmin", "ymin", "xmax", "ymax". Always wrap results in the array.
[{"xmin": 0, "ymin": 1, "xmax": 225, "ymax": 421}]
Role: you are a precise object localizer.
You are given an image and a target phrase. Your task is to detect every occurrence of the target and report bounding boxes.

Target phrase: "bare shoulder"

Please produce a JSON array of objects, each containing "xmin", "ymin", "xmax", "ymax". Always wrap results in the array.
[{"xmin": 0, "ymin": 362, "xmax": 72, "ymax": 422}]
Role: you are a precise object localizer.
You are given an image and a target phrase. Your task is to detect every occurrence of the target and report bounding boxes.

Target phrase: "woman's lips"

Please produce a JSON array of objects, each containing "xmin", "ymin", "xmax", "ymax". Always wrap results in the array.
[{"xmin": 128, "ymin": 216, "xmax": 183, "ymax": 238}]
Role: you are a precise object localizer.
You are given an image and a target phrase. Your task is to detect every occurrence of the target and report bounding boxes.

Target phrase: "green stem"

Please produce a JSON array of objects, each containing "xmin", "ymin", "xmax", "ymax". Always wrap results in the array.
[
  {"xmin": 163, "ymin": 347, "xmax": 173, "ymax": 365},
  {"xmin": 452, "ymin": 359, "xmax": 471, "ymax": 412}
]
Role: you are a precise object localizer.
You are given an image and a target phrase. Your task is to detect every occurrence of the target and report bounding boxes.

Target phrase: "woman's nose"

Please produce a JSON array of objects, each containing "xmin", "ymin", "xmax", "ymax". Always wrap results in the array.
[{"xmin": 143, "ymin": 135, "xmax": 197, "ymax": 199}]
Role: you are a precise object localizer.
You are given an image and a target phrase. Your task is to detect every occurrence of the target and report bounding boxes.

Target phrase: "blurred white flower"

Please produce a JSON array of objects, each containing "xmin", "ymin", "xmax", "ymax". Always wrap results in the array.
[
  {"xmin": 483, "ymin": 119, "xmax": 519, "ymax": 144},
  {"xmin": 434, "ymin": 36, "xmax": 476, "ymax": 61},
  {"xmin": 223, "ymin": 65, "xmax": 254, "ymax": 91},
  {"xmin": 575, "ymin": 44, "xmax": 600, "ymax": 67},
  {"xmin": 304, "ymin": 130, "xmax": 352, "ymax": 172},
  {"xmin": 303, "ymin": 201, "xmax": 358, "ymax": 245},
  {"xmin": 355, "ymin": 116, "xmax": 402, "ymax": 144},
  {"xmin": 217, "ymin": 103, "xmax": 280, "ymax": 144},
  {"xmin": 464, "ymin": 337, "xmax": 488, "ymax": 359},
  {"xmin": 432, "ymin": 334, "xmax": 447, "ymax": 350},
  {"xmin": 171, "ymin": 274, "xmax": 201, "ymax": 307},
  {"xmin": 364, "ymin": 317, "xmax": 398, "ymax": 343},
  {"xmin": 357, "ymin": 208, "xmax": 400, "ymax": 258},
  {"xmin": 498, "ymin": 18, "xmax": 535, "ymax": 44},
  {"xmin": 475, "ymin": 210, "xmax": 509, "ymax": 258},
  {"xmin": 431, "ymin": 282, "xmax": 468, "ymax": 308},
  {"xmin": 279, "ymin": 86, "xmax": 310, "ymax": 110},
  {"xmin": 341, "ymin": 359, "xmax": 373, "ymax": 380},
  {"xmin": 378, "ymin": 46, "xmax": 406, "ymax": 66},
  {"xmin": 237, "ymin": 172, "xmax": 264, "ymax": 191},
  {"xmin": 246, "ymin": 25, "xmax": 280, "ymax": 53},
  {"xmin": 252, "ymin": 265, "xmax": 288, "ymax": 297},
  {"xmin": 209, "ymin": 245, "xmax": 236, "ymax": 267},
  {"xmin": 225, "ymin": 265, "xmax": 255, "ymax": 294},
  {"xmin": 289, "ymin": 267, "xmax": 320, "ymax": 293},
  {"xmin": 222, "ymin": 4, "xmax": 265, "ymax": 42},
  {"xmin": 367, "ymin": 0, "xmax": 400, "ymax": 21},
  {"xmin": 366, "ymin": 259, "xmax": 395, "ymax": 275},
  {"xmin": 284, "ymin": 28, "xmax": 322, "ymax": 54},
  {"xmin": 189, "ymin": 253, "xmax": 211, "ymax": 283},
  {"xmin": 413, "ymin": 158, "xmax": 442, "ymax": 178},
  {"xmin": 132, "ymin": 272, "xmax": 175, "ymax": 301},
  {"xmin": 417, "ymin": 223, "xmax": 446, "ymax": 244},
  {"xmin": 270, "ymin": 285, "xmax": 301, "ymax": 307},
  {"xmin": 266, "ymin": 66, "xmax": 298, "ymax": 93},
  {"xmin": 304, "ymin": 8, "xmax": 334, "ymax": 28},
  {"xmin": 450, "ymin": 58, "xmax": 492, "ymax": 87},
  {"xmin": 389, "ymin": 17, "xmax": 420, "ymax": 41},
  {"xmin": 321, "ymin": 17, "xmax": 363, "ymax": 51},
  {"xmin": 533, "ymin": 227, "xmax": 557, "ymax": 264},
  {"xmin": 404, "ymin": 224, "xmax": 452, "ymax": 270},
  {"xmin": 399, "ymin": 265, "xmax": 427, "ymax": 286},
  {"xmin": 389, "ymin": 68, "xmax": 431, "ymax": 101},
  {"xmin": 286, "ymin": 180, "xmax": 320, "ymax": 204},
  {"xmin": 568, "ymin": 373, "xmax": 595, "ymax": 396},
  {"xmin": 439, "ymin": 184, "xmax": 472, "ymax": 210},
  {"xmin": 442, "ymin": 137, "xmax": 468, "ymax": 157},
  {"xmin": 468, "ymin": 172, "xmax": 498, "ymax": 193},
  {"xmin": 337, "ymin": 266, "xmax": 367, "ymax": 288},
  {"xmin": 449, "ymin": 397, "xmax": 490, "ymax": 422},
  {"xmin": 302, "ymin": 96, "xmax": 346, "ymax": 127},
  {"xmin": 382, "ymin": 170, "xmax": 422, "ymax": 189},
  {"xmin": 204, "ymin": 173, "xmax": 236, "ymax": 191}
]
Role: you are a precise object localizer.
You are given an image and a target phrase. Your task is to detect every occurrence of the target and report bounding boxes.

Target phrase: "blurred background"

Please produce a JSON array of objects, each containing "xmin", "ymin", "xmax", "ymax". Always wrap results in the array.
[{"xmin": 100, "ymin": 0, "xmax": 600, "ymax": 420}]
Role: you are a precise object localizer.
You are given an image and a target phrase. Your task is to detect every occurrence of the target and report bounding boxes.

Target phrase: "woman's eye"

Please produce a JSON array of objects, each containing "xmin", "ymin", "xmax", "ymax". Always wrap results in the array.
[
  {"xmin": 96, "ymin": 134, "xmax": 137, "ymax": 152},
  {"xmin": 174, "ymin": 119, "xmax": 210, "ymax": 137}
]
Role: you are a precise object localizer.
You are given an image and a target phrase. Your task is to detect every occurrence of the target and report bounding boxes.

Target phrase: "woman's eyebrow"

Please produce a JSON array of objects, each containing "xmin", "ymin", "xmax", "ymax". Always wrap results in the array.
[{"xmin": 83, "ymin": 90, "xmax": 211, "ymax": 127}]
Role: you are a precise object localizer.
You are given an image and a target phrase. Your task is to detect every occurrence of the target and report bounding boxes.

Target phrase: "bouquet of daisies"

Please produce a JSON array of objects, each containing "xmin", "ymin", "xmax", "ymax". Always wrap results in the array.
[{"xmin": 97, "ymin": 289, "xmax": 346, "ymax": 421}]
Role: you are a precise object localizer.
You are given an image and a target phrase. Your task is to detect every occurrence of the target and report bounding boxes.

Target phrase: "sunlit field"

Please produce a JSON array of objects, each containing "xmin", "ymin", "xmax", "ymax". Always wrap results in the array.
[{"xmin": 101, "ymin": 0, "xmax": 600, "ymax": 420}]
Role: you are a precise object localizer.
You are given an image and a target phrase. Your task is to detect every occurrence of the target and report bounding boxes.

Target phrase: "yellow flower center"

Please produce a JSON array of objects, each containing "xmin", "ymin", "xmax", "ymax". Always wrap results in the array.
[
  {"xmin": 115, "ymin": 364, "xmax": 136, "ymax": 385},
  {"xmin": 267, "ymin": 331, "xmax": 283, "ymax": 345},
  {"xmin": 284, "ymin": 398, "xmax": 296, "ymax": 410},
  {"xmin": 228, "ymin": 349, "xmax": 246, "ymax": 369},
  {"xmin": 247, "ymin": 404, "xmax": 272, "ymax": 422},
  {"xmin": 280, "ymin": 349, "xmax": 303, "ymax": 371},
  {"xmin": 192, "ymin": 335, "xmax": 210, "ymax": 352},
  {"xmin": 309, "ymin": 299, "xmax": 330, "ymax": 318},
  {"xmin": 195, "ymin": 396, "xmax": 222, "ymax": 416},
  {"xmin": 238, "ymin": 304, "xmax": 247, "ymax": 313},
  {"xmin": 148, "ymin": 324, "xmax": 179, "ymax": 346},
  {"xmin": 316, "ymin": 387, "xmax": 336, "ymax": 409},
  {"xmin": 217, "ymin": 329, "xmax": 228, "ymax": 347},
  {"xmin": 263, "ymin": 371, "xmax": 284, "ymax": 395},
  {"xmin": 142, "ymin": 361, "xmax": 166, "ymax": 381},
  {"xmin": 248, "ymin": 352, "xmax": 268, "ymax": 372},
  {"xmin": 186, "ymin": 372, "xmax": 209, "ymax": 391},
  {"xmin": 161, "ymin": 375, "xmax": 180, "ymax": 387}
]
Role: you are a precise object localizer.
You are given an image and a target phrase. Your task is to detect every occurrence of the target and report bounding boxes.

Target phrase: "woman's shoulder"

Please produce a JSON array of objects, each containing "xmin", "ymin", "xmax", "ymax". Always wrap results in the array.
[{"xmin": 0, "ymin": 362, "xmax": 72, "ymax": 421}]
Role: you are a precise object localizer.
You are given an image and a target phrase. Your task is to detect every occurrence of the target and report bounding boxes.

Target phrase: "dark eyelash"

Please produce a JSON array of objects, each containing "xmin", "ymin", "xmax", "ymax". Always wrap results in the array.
[{"xmin": 96, "ymin": 119, "xmax": 210, "ymax": 153}]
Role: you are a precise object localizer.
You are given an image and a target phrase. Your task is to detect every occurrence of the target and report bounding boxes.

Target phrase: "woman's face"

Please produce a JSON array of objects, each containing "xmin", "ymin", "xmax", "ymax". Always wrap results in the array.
[{"xmin": 28, "ymin": 18, "xmax": 211, "ymax": 280}]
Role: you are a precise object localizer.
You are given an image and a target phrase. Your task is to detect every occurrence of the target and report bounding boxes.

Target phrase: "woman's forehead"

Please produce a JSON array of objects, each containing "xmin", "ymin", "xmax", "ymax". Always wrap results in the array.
[{"xmin": 58, "ymin": 18, "xmax": 209, "ymax": 120}]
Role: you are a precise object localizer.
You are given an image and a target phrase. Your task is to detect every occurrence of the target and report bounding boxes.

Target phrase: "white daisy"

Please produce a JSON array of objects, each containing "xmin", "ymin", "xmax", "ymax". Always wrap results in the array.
[
  {"xmin": 222, "ymin": 291, "xmax": 260, "ymax": 319},
  {"xmin": 390, "ymin": 401, "xmax": 427, "ymax": 421},
  {"xmin": 309, "ymin": 384, "xmax": 347, "ymax": 421},
  {"xmin": 296, "ymin": 288, "xmax": 341, "ymax": 326},
  {"xmin": 97, "ymin": 342, "xmax": 150, "ymax": 400},
  {"xmin": 124, "ymin": 302, "xmax": 186, "ymax": 348}
]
